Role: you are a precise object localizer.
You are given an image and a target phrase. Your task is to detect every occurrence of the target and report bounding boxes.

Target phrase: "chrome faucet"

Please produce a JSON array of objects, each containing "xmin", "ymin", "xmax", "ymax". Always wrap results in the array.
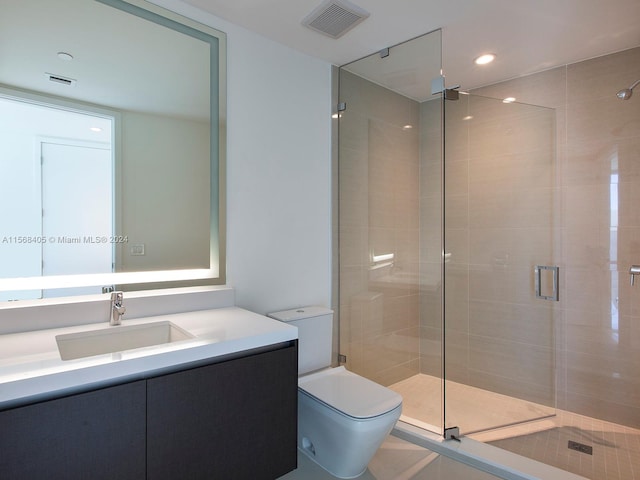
[{"xmin": 110, "ymin": 291, "xmax": 126, "ymax": 326}]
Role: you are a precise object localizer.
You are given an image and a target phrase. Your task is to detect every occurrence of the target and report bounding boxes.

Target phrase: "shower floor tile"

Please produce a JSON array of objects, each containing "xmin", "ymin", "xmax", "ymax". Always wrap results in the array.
[
  {"xmin": 390, "ymin": 373, "xmax": 555, "ymax": 433},
  {"xmin": 388, "ymin": 373, "xmax": 640, "ymax": 480},
  {"xmin": 278, "ymin": 434, "xmax": 503, "ymax": 480},
  {"xmin": 474, "ymin": 410, "xmax": 640, "ymax": 480}
]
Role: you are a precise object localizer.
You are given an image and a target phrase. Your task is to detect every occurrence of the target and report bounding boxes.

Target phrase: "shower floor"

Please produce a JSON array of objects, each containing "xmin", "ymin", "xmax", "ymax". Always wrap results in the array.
[
  {"xmin": 390, "ymin": 373, "xmax": 555, "ymax": 434},
  {"xmin": 474, "ymin": 410, "xmax": 640, "ymax": 480},
  {"xmin": 390, "ymin": 374, "xmax": 640, "ymax": 480}
]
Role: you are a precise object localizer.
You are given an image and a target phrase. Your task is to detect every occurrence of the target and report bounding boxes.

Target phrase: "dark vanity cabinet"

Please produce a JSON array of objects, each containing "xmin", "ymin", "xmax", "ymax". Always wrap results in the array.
[
  {"xmin": 0, "ymin": 341, "xmax": 298, "ymax": 480},
  {"xmin": 0, "ymin": 381, "xmax": 147, "ymax": 480},
  {"xmin": 147, "ymin": 343, "xmax": 298, "ymax": 479}
]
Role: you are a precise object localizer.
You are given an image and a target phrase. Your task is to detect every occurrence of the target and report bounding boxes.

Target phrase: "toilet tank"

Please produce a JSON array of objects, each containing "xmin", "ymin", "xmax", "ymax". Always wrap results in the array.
[{"xmin": 268, "ymin": 306, "xmax": 333, "ymax": 375}]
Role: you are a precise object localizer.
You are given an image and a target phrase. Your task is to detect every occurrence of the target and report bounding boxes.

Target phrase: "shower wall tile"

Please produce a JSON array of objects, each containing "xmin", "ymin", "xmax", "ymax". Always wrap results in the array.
[
  {"xmin": 375, "ymin": 357, "xmax": 421, "ymax": 387},
  {"xmin": 441, "ymin": 329, "xmax": 469, "ymax": 383},
  {"xmin": 474, "ymin": 114, "xmax": 555, "ymax": 157},
  {"xmin": 468, "ymin": 151, "xmax": 555, "ymax": 194},
  {"xmin": 445, "ymin": 87, "xmax": 558, "ymax": 410},
  {"xmin": 563, "ymin": 137, "xmax": 640, "ymax": 186},
  {"xmin": 340, "ymin": 46, "xmax": 640, "ymax": 430},
  {"xmin": 359, "ymin": 329, "xmax": 417, "ymax": 383},
  {"xmin": 473, "ymin": 66, "xmax": 567, "ymax": 109},
  {"xmin": 563, "ymin": 265, "xmax": 612, "ymax": 314},
  {"xmin": 468, "ymin": 300, "xmax": 555, "ymax": 349},
  {"xmin": 467, "ymin": 369, "xmax": 555, "ymax": 408},
  {"xmin": 554, "ymin": 309, "xmax": 568, "ymax": 409},
  {"xmin": 468, "ymin": 335, "xmax": 554, "ymax": 391},
  {"xmin": 618, "ymin": 180, "xmax": 640, "ymax": 226},
  {"xmin": 566, "ymin": 47, "xmax": 640, "ymax": 104},
  {"xmin": 468, "ymin": 188, "xmax": 511, "ymax": 228},
  {"xmin": 338, "ymin": 147, "xmax": 368, "ymax": 228},
  {"xmin": 561, "ymin": 224, "xmax": 608, "ymax": 269},
  {"xmin": 444, "ymin": 159, "xmax": 469, "ymax": 195},
  {"xmin": 562, "ymin": 391, "xmax": 640, "ymax": 430},
  {"xmin": 444, "ymin": 263, "xmax": 469, "ymax": 333},
  {"xmin": 566, "ymin": 314, "xmax": 640, "ymax": 361},
  {"xmin": 444, "ymin": 194, "xmax": 468, "ymax": 229},
  {"xmin": 339, "ymin": 226, "xmax": 369, "ymax": 267},
  {"xmin": 444, "ymin": 228, "xmax": 468, "ymax": 265},
  {"xmin": 560, "ymin": 46, "xmax": 640, "ymax": 427},
  {"xmin": 339, "ymin": 70, "xmax": 421, "ymax": 384},
  {"xmin": 419, "ymin": 282, "xmax": 441, "ymax": 329},
  {"xmin": 565, "ymin": 351, "xmax": 640, "ymax": 408},
  {"xmin": 617, "ymin": 270, "xmax": 640, "ymax": 317},
  {"xmin": 562, "ymin": 183, "xmax": 609, "ymax": 228},
  {"xmin": 510, "ymin": 227, "xmax": 555, "ymax": 265},
  {"xmin": 567, "ymin": 96, "xmax": 640, "ymax": 145},
  {"xmin": 420, "ymin": 160, "xmax": 442, "ymax": 197},
  {"xmin": 418, "ymin": 325, "xmax": 442, "ymax": 367},
  {"xmin": 467, "ymin": 263, "xmax": 513, "ymax": 304}
]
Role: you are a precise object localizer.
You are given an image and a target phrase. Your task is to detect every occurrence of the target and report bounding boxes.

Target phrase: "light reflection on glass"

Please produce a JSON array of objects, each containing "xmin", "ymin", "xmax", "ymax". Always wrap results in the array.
[{"xmin": 610, "ymin": 153, "xmax": 619, "ymax": 343}]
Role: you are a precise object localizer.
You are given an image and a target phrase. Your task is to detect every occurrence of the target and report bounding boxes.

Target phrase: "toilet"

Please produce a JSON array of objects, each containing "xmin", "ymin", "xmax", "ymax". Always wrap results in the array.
[{"xmin": 268, "ymin": 306, "xmax": 402, "ymax": 479}]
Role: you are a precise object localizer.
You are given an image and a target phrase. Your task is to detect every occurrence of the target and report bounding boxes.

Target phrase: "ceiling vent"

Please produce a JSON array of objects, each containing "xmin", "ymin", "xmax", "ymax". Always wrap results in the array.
[
  {"xmin": 45, "ymin": 72, "xmax": 77, "ymax": 87},
  {"xmin": 302, "ymin": 0, "xmax": 370, "ymax": 39}
]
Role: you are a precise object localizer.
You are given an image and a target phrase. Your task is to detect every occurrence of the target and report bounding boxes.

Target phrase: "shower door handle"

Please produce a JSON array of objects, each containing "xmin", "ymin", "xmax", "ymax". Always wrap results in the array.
[{"xmin": 535, "ymin": 265, "xmax": 559, "ymax": 301}]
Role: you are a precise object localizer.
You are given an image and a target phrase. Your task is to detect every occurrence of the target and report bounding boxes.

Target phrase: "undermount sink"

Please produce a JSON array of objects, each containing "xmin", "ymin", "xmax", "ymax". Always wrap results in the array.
[{"xmin": 56, "ymin": 321, "xmax": 194, "ymax": 361}]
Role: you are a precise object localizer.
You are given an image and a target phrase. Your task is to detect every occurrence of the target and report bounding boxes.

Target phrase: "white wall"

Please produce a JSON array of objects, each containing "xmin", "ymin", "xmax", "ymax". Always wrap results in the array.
[{"xmin": 149, "ymin": 0, "xmax": 333, "ymax": 315}]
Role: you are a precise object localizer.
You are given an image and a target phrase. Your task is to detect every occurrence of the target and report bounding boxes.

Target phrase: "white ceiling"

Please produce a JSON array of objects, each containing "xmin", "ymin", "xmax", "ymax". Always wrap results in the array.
[
  {"xmin": 1, "ymin": 0, "xmax": 210, "ymax": 120},
  {"xmin": 183, "ymin": 0, "xmax": 640, "ymax": 91}
]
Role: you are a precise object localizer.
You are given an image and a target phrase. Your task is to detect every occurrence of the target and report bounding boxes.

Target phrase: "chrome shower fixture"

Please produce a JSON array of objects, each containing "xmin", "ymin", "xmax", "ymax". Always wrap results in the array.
[{"xmin": 616, "ymin": 79, "xmax": 640, "ymax": 100}]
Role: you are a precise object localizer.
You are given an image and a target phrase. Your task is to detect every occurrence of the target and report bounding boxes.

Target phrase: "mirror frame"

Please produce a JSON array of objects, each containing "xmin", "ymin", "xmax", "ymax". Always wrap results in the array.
[{"xmin": 0, "ymin": 0, "xmax": 226, "ymax": 296}]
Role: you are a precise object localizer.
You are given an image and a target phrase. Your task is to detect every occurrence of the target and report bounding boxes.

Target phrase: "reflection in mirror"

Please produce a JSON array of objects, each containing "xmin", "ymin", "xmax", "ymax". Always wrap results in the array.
[{"xmin": 0, "ymin": 0, "xmax": 226, "ymax": 301}]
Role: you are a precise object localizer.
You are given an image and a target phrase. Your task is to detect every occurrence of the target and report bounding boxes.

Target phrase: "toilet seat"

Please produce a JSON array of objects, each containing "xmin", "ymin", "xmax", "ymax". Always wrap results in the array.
[{"xmin": 298, "ymin": 366, "xmax": 402, "ymax": 419}]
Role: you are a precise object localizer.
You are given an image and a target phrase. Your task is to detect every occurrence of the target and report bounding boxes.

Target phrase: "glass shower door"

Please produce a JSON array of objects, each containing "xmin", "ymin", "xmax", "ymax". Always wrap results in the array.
[
  {"xmin": 443, "ymin": 93, "xmax": 557, "ymax": 434},
  {"xmin": 337, "ymin": 30, "xmax": 445, "ymax": 435}
]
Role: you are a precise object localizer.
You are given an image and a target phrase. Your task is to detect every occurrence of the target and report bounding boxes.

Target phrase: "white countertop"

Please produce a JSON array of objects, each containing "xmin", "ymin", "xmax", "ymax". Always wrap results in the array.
[{"xmin": 0, "ymin": 307, "xmax": 297, "ymax": 409}]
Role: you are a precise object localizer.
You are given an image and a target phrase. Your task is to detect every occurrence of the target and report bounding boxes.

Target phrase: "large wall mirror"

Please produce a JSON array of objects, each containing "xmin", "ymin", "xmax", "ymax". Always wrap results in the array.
[{"xmin": 0, "ymin": 0, "xmax": 226, "ymax": 300}]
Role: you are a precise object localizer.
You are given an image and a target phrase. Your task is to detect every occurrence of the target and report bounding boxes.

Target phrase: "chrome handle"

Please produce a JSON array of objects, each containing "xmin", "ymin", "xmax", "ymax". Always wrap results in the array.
[
  {"xmin": 630, "ymin": 265, "xmax": 640, "ymax": 286},
  {"xmin": 535, "ymin": 265, "xmax": 559, "ymax": 301}
]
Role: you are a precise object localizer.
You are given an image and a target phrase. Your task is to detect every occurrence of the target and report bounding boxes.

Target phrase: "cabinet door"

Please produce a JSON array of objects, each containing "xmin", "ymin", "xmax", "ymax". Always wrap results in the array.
[
  {"xmin": 147, "ymin": 343, "xmax": 298, "ymax": 480},
  {"xmin": 0, "ymin": 380, "xmax": 146, "ymax": 480}
]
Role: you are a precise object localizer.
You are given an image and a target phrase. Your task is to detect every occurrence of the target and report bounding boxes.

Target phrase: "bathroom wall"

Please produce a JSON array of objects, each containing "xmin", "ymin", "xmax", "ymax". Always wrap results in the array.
[
  {"xmin": 472, "ymin": 46, "xmax": 640, "ymax": 428},
  {"xmin": 338, "ymin": 70, "xmax": 421, "ymax": 386}
]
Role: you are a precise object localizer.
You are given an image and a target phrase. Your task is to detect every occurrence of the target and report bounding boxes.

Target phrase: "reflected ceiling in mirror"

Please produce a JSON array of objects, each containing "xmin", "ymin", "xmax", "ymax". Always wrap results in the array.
[{"xmin": 0, "ymin": 0, "xmax": 226, "ymax": 301}]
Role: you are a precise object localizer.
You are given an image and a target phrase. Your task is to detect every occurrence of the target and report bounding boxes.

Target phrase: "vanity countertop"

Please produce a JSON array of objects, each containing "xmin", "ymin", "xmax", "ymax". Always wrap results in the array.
[{"xmin": 0, "ymin": 307, "xmax": 297, "ymax": 409}]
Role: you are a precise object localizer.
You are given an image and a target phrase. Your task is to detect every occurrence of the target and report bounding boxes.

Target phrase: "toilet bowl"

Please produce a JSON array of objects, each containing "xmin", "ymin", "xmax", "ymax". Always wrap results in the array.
[{"xmin": 268, "ymin": 306, "xmax": 402, "ymax": 479}]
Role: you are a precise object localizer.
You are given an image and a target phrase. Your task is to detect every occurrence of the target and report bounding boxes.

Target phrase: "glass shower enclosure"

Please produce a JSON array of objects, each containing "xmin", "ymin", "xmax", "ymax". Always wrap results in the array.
[{"xmin": 336, "ymin": 29, "xmax": 557, "ymax": 437}]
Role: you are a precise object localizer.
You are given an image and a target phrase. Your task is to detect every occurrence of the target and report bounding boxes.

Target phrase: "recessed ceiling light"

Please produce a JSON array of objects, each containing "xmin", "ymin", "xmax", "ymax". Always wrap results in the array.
[
  {"xmin": 89, "ymin": 127, "xmax": 103, "ymax": 132},
  {"xmin": 402, "ymin": 124, "xmax": 413, "ymax": 130},
  {"xmin": 502, "ymin": 97, "xmax": 516, "ymax": 103},
  {"xmin": 57, "ymin": 52, "xmax": 74, "ymax": 61},
  {"xmin": 462, "ymin": 115, "xmax": 473, "ymax": 121},
  {"xmin": 474, "ymin": 53, "xmax": 496, "ymax": 65}
]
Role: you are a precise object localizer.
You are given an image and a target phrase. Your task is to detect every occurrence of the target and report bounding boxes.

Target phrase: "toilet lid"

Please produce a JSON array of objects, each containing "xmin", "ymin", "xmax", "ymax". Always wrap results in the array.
[{"xmin": 298, "ymin": 366, "xmax": 402, "ymax": 419}]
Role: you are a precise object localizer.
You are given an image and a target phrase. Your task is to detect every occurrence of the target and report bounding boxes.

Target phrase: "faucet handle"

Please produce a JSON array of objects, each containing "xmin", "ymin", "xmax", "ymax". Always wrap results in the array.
[
  {"xmin": 110, "ymin": 291, "xmax": 125, "ymax": 326},
  {"xmin": 110, "ymin": 291, "xmax": 124, "ymax": 304}
]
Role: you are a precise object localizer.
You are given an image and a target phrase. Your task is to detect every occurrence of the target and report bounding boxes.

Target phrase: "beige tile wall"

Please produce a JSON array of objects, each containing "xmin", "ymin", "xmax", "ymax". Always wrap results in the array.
[
  {"xmin": 473, "ymin": 46, "xmax": 640, "ymax": 428},
  {"xmin": 338, "ymin": 45, "xmax": 640, "ymax": 430},
  {"xmin": 434, "ymin": 94, "xmax": 558, "ymax": 415},
  {"xmin": 338, "ymin": 70, "xmax": 422, "ymax": 386}
]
